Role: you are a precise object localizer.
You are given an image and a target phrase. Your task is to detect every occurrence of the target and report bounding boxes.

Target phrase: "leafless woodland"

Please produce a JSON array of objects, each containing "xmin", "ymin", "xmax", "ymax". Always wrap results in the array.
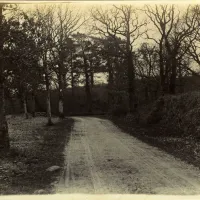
[{"xmin": 1, "ymin": 2, "xmax": 200, "ymax": 195}]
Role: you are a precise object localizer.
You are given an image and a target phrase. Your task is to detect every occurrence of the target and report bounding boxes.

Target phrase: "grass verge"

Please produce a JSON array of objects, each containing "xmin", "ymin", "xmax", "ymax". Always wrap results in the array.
[{"xmin": 0, "ymin": 115, "xmax": 73, "ymax": 195}]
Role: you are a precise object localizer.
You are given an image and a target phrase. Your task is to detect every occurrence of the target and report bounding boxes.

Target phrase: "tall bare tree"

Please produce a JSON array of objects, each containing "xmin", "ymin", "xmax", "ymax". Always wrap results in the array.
[
  {"xmin": 51, "ymin": 4, "xmax": 85, "ymax": 118},
  {"xmin": 185, "ymin": 6, "xmax": 200, "ymax": 74},
  {"xmin": 136, "ymin": 43, "xmax": 159, "ymax": 101},
  {"xmin": 91, "ymin": 5, "xmax": 146, "ymax": 113},
  {"xmin": 34, "ymin": 5, "xmax": 55, "ymax": 125},
  {"xmin": 145, "ymin": 5, "xmax": 198, "ymax": 94}
]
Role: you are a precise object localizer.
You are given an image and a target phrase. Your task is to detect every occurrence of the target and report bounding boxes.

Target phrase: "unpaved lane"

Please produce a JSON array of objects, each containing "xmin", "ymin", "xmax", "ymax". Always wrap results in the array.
[{"xmin": 56, "ymin": 117, "xmax": 200, "ymax": 194}]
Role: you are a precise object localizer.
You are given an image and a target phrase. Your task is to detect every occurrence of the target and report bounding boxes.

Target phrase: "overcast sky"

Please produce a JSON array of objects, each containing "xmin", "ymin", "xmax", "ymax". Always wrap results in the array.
[
  {"xmin": 4, "ymin": 1, "xmax": 199, "ymax": 84},
  {"xmin": 18, "ymin": 1, "xmax": 190, "ymax": 40}
]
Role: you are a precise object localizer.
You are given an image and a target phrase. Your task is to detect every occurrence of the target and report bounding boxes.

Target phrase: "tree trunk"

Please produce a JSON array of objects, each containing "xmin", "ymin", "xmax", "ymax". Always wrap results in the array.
[
  {"xmin": 178, "ymin": 63, "xmax": 184, "ymax": 93},
  {"xmin": 158, "ymin": 37, "xmax": 168, "ymax": 96},
  {"xmin": 71, "ymin": 70, "xmax": 75, "ymax": 97},
  {"xmin": 90, "ymin": 60, "xmax": 94, "ymax": 88},
  {"xmin": 159, "ymin": 50, "xmax": 165, "ymax": 95},
  {"xmin": 71, "ymin": 52, "xmax": 75, "ymax": 97},
  {"xmin": 45, "ymin": 65, "xmax": 53, "ymax": 126},
  {"xmin": 18, "ymin": 86, "xmax": 24, "ymax": 112},
  {"xmin": 58, "ymin": 64, "xmax": 65, "ymax": 118},
  {"xmin": 144, "ymin": 84, "xmax": 149, "ymax": 102},
  {"xmin": 31, "ymin": 91, "xmax": 36, "ymax": 117},
  {"xmin": 169, "ymin": 58, "xmax": 177, "ymax": 94},
  {"xmin": 83, "ymin": 55, "xmax": 92, "ymax": 113},
  {"xmin": 23, "ymin": 92, "xmax": 28, "ymax": 119},
  {"xmin": 0, "ymin": 4, "xmax": 9, "ymax": 150},
  {"xmin": 154, "ymin": 82, "xmax": 159, "ymax": 100},
  {"xmin": 107, "ymin": 59, "xmax": 114, "ymax": 107},
  {"xmin": 127, "ymin": 50, "xmax": 136, "ymax": 113},
  {"xmin": 164, "ymin": 38, "xmax": 177, "ymax": 95},
  {"xmin": 90, "ymin": 70, "xmax": 94, "ymax": 87},
  {"xmin": 0, "ymin": 77, "xmax": 10, "ymax": 150}
]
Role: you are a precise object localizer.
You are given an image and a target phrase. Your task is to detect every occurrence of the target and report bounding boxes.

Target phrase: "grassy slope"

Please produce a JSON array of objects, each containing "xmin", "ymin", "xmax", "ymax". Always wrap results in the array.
[
  {"xmin": 0, "ymin": 115, "xmax": 73, "ymax": 195},
  {"xmin": 110, "ymin": 92, "xmax": 200, "ymax": 170},
  {"xmin": 111, "ymin": 116, "xmax": 200, "ymax": 168}
]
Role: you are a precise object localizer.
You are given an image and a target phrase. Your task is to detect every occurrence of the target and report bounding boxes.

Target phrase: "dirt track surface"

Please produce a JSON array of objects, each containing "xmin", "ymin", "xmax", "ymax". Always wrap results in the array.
[{"xmin": 56, "ymin": 117, "xmax": 200, "ymax": 194}]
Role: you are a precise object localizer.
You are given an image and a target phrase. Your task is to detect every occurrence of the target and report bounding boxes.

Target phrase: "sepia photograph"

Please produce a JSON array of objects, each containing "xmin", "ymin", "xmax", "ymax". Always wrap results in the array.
[{"xmin": 1, "ymin": 0, "xmax": 200, "ymax": 199}]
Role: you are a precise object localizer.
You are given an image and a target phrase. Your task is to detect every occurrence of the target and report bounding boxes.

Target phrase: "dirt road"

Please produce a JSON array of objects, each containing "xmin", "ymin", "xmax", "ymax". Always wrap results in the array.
[{"xmin": 55, "ymin": 117, "xmax": 200, "ymax": 194}]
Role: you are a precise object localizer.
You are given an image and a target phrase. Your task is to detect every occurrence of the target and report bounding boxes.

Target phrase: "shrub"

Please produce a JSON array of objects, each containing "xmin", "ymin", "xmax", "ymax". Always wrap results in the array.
[
  {"xmin": 146, "ymin": 91, "xmax": 200, "ymax": 138},
  {"xmin": 146, "ymin": 97, "xmax": 165, "ymax": 124}
]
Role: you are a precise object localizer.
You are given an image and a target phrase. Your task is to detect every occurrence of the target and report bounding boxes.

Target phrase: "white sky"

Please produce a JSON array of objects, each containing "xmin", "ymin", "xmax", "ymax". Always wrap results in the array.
[
  {"xmin": 4, "ymin": 0, "xmax": 200, "ymax": 84},
  {"xmin": 16, "ymin": 1, "xmax": 191, "ymax": 43},
  {"xmin": 10, "ymin": 1, "xmax": 195, "ymax": 9}
]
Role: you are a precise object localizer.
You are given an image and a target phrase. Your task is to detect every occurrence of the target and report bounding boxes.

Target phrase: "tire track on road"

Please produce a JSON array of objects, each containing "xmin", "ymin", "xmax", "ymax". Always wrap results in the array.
[
  {"xmin": 101, "ymin": 119, "xmax": 200, "ymax": 194},
  {"xmin": 56, "ymin": 117, "xmax": 200, "ymax": 194},
  {"xmin": 79, "ymin": 118, "xmax": 108, "ymax": 193}
]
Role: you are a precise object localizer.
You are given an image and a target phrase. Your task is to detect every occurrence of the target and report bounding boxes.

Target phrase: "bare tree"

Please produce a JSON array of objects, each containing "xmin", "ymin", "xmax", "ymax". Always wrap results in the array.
[
  {"xmin": 34, "ymin": 5, "xmax": 55, "ymax": 125},
  {"xmin": 73, "ymin": 33, "xmax": 93, "ymax": 113},
  {"xmin": 136, "ymin": 43, "xmax": 159, "ymax": 100},
  {"xmin": 145, "ymin": 5, "xmax": 198, "ymax": 94},
  {"xmin": 185, "ymin": 6, "xmax": 200, "ymax": 72},
  {"xmin": 97, "ymin": 36, "xmax": 125, "ymax": 107},
  {"xmin": 91, "ymin": 5, "xmax": 146, "ymax": 113},
  {"xmin": 51, "ymin": 4, "xmax": 85, "ymax": 118},
  {"xmin": 145, "ymin": 5, "xmax": 176, "ymax": 94}
]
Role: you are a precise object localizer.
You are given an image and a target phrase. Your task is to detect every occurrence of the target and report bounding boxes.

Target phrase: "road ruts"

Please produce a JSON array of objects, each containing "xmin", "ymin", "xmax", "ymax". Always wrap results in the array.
[{"xmin": 55, "ymin": 117, "xmax": 200, "ymax": 194}]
